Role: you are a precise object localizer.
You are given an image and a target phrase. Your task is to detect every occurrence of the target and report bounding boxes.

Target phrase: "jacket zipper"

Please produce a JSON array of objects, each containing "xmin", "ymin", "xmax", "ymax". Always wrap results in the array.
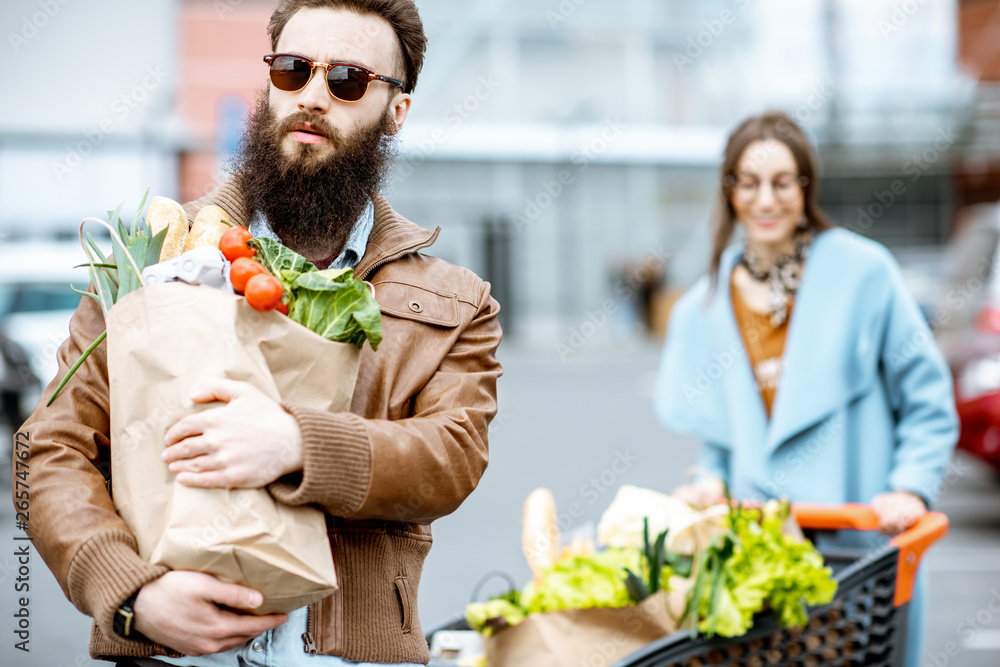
[
  {"xmin": 357, "ymin": 228, "xmax": 441, "ymax": 281},
  {"xmin": 298, "ymin": 228, "xmax": 440, "ymax": 658},
  {"xmin": 302, "ymin": 605, "xmax": 317, "ymax": 655}
]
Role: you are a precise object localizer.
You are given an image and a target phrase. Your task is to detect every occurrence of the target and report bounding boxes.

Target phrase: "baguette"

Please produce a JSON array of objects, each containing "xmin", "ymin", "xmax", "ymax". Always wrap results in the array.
[
  {"xmin": 521, "ymin": 488, "xmax": 560, "ymax": 585},
  {"xmin": 182, "ymin": 204, "xmax": 232, "ymax": 253},
  {"xmin": 146, "ymin": 196, "xmax": 190, "ymax": 262}
]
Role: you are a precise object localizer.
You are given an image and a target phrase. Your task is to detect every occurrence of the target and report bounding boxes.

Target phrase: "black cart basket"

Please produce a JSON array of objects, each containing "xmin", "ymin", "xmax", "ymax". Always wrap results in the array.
[{"xmin": 427, "ymin": 504, "xmax": 948, "ymax": 667}]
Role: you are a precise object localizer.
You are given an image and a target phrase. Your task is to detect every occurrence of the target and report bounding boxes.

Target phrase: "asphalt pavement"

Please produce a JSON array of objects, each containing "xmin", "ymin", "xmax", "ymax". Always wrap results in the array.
[{"xmin": 1, "ymin": 340, "xmax": 999, "ymax": 666}]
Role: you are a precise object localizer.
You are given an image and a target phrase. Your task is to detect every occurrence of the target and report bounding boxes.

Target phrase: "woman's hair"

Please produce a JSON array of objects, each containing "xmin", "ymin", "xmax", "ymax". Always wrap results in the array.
[
  {"xmin": 267, "ymin": 0, "xmax": 427, "ymax": 94},
  {"xmin": 708, "ymin": 111, "xmax": 835, "ymax": 290}
]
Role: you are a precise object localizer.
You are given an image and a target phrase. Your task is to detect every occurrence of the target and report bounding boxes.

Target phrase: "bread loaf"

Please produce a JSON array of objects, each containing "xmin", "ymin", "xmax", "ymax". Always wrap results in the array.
[
  {"xmin": 521, "ymin": 488, "xmax": 560, "ymax": 585},
  {"xmin": 146, "ymin": 196, "xmax": 190, "ymax": 262},
  {"xmin": 182, "ymin": 204, "xmax": 232, "ymax": 253}
]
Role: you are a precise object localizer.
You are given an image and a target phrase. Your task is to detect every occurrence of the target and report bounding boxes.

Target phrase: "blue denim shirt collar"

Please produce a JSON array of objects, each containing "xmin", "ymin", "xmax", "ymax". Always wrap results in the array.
[{"xmin": 247, "ymin": 199, "xmax": 374, "ymax": 271}]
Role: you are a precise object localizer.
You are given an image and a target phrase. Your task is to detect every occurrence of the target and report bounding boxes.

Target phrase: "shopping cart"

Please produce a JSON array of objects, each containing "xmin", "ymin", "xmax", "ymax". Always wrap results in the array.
[{"xmin": 425, "ymin": 504, "xmax": 948, "ymax": 667}]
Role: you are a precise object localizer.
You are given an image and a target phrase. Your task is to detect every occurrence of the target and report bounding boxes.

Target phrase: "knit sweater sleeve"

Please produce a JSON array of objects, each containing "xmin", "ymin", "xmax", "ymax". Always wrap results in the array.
[{"xmin": 268, "ymin": 280, "xmax": 502, "ymax": 522}]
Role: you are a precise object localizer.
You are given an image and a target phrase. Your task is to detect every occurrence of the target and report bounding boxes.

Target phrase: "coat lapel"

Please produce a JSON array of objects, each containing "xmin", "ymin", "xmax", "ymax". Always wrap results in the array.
[
  {"xmin": 765, "ymin": 230, "xmax": 868, "ymax": 453},
  {"xmin": 714, "ymin": 247, "xmax": 770, "ymax": 450}
]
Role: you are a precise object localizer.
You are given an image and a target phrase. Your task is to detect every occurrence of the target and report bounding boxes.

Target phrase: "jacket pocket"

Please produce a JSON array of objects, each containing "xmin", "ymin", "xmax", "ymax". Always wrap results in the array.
[
  {"xmin": 394, "ymin": 575, "xmax": 413, "ymax": 634},
  {"xmin": 375, "ymin": 281, "xmax": 460, "ymax": 327}
]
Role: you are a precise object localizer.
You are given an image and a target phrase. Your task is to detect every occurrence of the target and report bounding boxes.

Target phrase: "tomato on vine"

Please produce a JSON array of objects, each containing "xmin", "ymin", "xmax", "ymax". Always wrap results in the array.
[
  {"xmin": 219, "ymin": 227, "xmax": 256, "ymax": 262},
  {"xmin": 245, "ymin": 273, "xmax": 284, "ymax": 312},
  {"xmin": 230, "ymin": 257, "xmax": 268, "ymax": 294}
]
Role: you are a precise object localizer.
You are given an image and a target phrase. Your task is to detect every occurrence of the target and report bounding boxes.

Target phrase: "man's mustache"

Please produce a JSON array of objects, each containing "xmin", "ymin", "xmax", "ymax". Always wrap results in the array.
[{"xmin": 274, "ymin": 112, "xmax": 339, "ymax": 142}]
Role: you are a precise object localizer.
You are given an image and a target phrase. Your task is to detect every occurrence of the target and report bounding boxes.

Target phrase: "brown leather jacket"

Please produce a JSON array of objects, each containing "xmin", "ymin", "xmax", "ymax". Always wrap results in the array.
[{"xmin": 15, "ymin": 181, "xmax": 502, "ymax": 664}]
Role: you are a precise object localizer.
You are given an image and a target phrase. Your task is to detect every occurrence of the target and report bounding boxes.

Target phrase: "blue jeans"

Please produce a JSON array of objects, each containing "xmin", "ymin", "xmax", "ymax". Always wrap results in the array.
[{"xmin": 136, "ymin": 607, "xmax": 422, "ymax": 667}]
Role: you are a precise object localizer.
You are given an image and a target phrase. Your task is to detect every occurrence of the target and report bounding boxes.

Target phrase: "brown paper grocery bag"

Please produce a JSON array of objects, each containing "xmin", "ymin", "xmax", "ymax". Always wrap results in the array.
[
  {"xmin": 484, "ymin": 590, "xmax": 685, "ymax": 667},
  {"xmin": 107, "ymin": 282, "xmax": 359, "ymax": 614}
]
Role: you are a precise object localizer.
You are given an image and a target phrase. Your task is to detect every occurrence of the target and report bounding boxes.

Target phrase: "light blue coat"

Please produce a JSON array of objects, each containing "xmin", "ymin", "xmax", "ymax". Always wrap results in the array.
[
  {"xmin": 655, "ymin": 228, "xmax": 958, "ymax": 507},
  {"xmin": 655, "ymin": 228, "xmax": 957, "ymax": 665}
]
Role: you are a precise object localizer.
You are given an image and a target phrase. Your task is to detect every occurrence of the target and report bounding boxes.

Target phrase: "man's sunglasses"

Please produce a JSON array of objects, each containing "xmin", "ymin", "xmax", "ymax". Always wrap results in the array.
[{"xmin": 263, "ymin": 53, "xmax": 404, "ymax": 103}]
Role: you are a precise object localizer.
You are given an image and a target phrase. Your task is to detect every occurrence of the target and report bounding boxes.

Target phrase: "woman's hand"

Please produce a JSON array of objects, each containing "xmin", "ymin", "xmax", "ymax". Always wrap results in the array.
[
  {"xmin": 671, "ymin": 477, "xmax": 726, "ymax": 508},
  {"xmin": 872, "ymin": 490, "xmax": 927, "ymax": 535}
]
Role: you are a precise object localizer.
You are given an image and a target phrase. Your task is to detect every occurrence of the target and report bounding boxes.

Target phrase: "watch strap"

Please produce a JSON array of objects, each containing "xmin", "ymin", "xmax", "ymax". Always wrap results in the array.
[{"xmin": 113, "ymin": 590, "xmax": 141, "ymax": 639}]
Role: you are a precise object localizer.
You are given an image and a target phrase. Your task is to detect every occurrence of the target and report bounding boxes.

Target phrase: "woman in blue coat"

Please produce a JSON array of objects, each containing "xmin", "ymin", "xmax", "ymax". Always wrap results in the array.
[{"xmin": 654, "ymin": 111, "xmax": 957, "ymax": 664}]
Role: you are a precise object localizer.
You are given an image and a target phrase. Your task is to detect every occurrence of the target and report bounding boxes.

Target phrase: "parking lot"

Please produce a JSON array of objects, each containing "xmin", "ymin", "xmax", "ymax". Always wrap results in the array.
[{"xmin": 1, "ymin": 342, "xmax": 999, "ymax": 666}]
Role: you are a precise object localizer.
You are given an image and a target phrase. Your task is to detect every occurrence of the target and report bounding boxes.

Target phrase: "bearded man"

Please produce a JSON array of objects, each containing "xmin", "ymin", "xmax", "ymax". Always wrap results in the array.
[{"xmin": 18, "ymin": 2, "xmax": 502, "ymax": 666}]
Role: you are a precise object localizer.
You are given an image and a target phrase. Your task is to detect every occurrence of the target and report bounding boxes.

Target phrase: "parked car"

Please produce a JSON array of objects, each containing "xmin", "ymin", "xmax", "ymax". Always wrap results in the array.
[
  {"xmin": 892, "ymin": 244, "xmax": 948, "ymax": 326},
  {"xmin": 930, "ymin": 203, "xmax": 1000, "ymax": 473},
  {"xmin": 0, "ymin": 333, "xmax": 38, "ymax": 428},
  {"xmin": 0, "ymin": 240, "xmax": 91, "ymax": 424}
]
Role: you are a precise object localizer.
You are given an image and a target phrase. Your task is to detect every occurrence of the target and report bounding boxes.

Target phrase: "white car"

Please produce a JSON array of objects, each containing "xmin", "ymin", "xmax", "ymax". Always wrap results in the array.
[{"xmin": 0, "ymin": 239, "xmax": 92, "ymax": 421}]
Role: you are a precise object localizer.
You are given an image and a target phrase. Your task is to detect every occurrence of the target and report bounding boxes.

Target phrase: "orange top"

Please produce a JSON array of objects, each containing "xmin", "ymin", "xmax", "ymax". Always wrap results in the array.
[{"xmin": 730, "ymin": 276, "xmax": 792, "ymax": 417}]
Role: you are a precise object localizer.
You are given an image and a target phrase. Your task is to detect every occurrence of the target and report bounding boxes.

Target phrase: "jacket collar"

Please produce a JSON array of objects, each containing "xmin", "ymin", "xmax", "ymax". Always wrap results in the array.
[
  {"xmin": 716, "ymin": 229, "xmax": 864, "ymax": 453},
  {"xmin": 183, "ymin": 178, "xmax": 440, "ymax": 280},
  {"xmin": 355, "ymin": 194, "xmax": 440, "ymax": 280}
]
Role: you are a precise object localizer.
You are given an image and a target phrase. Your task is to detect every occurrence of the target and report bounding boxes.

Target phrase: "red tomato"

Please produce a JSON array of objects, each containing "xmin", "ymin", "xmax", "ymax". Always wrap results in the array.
[
  {"xmin": 276, "ymin": 301, "xmax": 289, "ymax": 316},
  {"xmin": 245, "ymin": 274, "xmax": 284, "ymax": 312},
  {"xmin": 230, "ymin": 257, "xmax": 268, "ymax": 294},
  {"xmin": 219, "ymin": 226, "xmax": 255, "ymax": 262}
]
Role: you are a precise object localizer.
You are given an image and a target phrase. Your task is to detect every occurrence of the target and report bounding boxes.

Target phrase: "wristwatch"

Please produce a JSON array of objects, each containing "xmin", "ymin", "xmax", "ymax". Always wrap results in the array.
[{"xmin": 113, "ymin": 590, "xmax": 142, "ymax": 639}]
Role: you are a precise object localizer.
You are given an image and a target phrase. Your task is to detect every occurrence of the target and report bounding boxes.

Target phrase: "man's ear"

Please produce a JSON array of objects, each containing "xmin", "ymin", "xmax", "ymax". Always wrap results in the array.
[{"xmin": 384, "ymin": 92, "xmax": 412, "ymax": 135}]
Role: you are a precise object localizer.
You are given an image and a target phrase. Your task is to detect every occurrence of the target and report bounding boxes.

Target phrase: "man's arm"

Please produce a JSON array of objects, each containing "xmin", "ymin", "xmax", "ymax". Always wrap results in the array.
[
  {"xmin": 18, "ymin": 294, "xmax": 287, "ymax": 655},
  {"xmin": 15, "ymin": 294, "xmax": 169, "ymax": 646},
  {"xmin": 269, "ymin": 279, "xmax": 502, "ymax": 523},
  {"xmin": 159, "ymin": 279, "xmax": 501, "ymax": 520}
]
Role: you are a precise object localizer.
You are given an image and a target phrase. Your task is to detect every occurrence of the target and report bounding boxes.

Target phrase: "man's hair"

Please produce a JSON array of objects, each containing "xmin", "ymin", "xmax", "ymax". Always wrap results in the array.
[{"xmin": 268, "ymin": 0, "xmax": 426, "ymax": 94}]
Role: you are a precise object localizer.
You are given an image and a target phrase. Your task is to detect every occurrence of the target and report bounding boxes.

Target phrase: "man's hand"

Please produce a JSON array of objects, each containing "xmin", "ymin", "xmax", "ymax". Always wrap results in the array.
[
  {"xmin": 872, "ymin": 490, "xmax": 927, "ymax": 535},
  {"xmin": 163, "ymin": 379, "xmax": 303, "ymax": 488},
  {"xmin": 132, "ymin": 571, "xmax": 288, "ymax": 656}
]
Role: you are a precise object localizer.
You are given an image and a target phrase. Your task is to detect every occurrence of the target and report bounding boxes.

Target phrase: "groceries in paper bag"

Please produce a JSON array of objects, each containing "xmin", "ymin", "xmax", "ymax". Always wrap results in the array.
[
  {"xmin": 48, "ymin": 191, "xmax": 382, "ymax": 614},
  {"xmin": 463, "ymin": 485, "xmax": 837, "ymax": 667}
]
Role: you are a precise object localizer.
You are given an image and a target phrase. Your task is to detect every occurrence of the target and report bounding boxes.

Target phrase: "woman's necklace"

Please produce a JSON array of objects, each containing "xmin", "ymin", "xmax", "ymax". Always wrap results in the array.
[{"xmin": 739, "ymin": 230, "xmax": 813, "ymax": 327}]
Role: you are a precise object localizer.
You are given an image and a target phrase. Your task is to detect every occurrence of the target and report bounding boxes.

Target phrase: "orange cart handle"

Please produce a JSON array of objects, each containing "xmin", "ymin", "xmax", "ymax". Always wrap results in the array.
[{"xmin": 791, "ymin": 503, "xmax": 949, "ymax": 607}]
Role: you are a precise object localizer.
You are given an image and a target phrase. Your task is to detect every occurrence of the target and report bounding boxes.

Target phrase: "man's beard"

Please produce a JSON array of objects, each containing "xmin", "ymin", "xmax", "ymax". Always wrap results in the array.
[{"xmin": 232, "ymin": 94, "xmax": 397, "ymax": 261}]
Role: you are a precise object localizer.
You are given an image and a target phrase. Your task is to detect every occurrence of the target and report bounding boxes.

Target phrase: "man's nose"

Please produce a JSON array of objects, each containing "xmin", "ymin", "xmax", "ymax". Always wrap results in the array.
[{"xmin": 296, "ymin": 68, "xmax": 331, "ymax": 114}]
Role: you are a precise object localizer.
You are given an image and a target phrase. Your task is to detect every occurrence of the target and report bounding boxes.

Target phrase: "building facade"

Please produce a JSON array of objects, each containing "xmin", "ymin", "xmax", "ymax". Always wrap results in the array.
[{"xmin": 2, "ymin": 0, "xmax": 987, "ymax": 344}]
